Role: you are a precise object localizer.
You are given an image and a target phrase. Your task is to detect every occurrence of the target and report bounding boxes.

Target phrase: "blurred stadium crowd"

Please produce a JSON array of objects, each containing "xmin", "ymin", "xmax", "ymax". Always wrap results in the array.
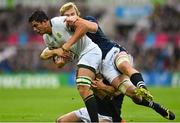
[{"xmin": 0, "ymin": 0, "xmax": 179, "ymax": 74}]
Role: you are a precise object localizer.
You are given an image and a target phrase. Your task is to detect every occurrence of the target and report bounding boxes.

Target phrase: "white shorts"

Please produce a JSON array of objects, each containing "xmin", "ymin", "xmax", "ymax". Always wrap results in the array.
[
  {"xmin": 74, "ymin": 107, "xmax": 112, "ymax": 123},
  {"xmin": 77, "ymin": 46, "xmax": 102, "ymax": 73},
  {"xmin": 102, "ymin": 47, "xmax": 133, "ymax": 83}
]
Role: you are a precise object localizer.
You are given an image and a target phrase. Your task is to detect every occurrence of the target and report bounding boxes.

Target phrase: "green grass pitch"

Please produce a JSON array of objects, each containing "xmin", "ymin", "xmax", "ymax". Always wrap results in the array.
[{"xmin": 0, "ymin": 87, "xmax": 179, "ymax": 122}]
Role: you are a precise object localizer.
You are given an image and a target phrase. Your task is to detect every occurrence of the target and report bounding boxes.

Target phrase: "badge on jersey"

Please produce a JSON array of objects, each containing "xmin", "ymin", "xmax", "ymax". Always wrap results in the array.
[{"xmin": 56, "ymin": 33, "xmax": 62, "ymax": 38}]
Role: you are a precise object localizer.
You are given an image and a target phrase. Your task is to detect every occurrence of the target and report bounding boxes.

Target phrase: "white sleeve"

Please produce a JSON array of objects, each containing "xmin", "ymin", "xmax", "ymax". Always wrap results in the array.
[
  {"xmin": 43, "ymin": 34, "xmax": 49, "ymax": 47},
  {"xmin": 43, "ymin": 34, "xmax": 59, "ymax": 49}
]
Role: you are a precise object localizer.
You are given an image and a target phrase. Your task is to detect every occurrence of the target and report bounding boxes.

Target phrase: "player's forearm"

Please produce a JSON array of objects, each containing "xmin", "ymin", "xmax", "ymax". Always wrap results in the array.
[
  {"xmin": 62, "ymin": 22, "xmax": 88, "ymax": 50},
  {"xmin": 65, "ymin": 16, "xmax": 97, "ymax": 33},
  {"xmin": 63, "ymin": 17, "xmax": 97, "ymax": 50},
  {"xmin": 101, "ymin": 85, "xmax": 116, "ymax": 95}
]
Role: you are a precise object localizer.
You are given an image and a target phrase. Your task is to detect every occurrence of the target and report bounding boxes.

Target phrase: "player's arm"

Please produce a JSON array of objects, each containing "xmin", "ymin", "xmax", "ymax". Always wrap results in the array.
[
  {"xmin": 92, "ymin": 79, "xmax": 116, "ymax": 96},
  {"xmin": 53, "ymin": 49, "xmax": 73, "ymax": 68},
  {"xmin": 62, "ymin": 16, "xmax": 98, "ymax": 51},
  {"xmin": 65, "ymin": 16, "xmax": 98, "ymax": 33}
]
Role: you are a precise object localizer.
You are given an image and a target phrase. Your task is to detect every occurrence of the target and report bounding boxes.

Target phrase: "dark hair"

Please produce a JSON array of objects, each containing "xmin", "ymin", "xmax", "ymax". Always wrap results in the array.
[{"xmin": 28, "ymin": 10, "xmax": 49, "ymax": 23}]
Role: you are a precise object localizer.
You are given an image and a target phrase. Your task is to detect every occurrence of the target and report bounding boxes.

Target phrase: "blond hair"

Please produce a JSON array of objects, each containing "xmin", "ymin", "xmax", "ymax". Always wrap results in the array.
[{"xmin": 60, "ymin": 2, "xmax": 80, "ymax": 16}]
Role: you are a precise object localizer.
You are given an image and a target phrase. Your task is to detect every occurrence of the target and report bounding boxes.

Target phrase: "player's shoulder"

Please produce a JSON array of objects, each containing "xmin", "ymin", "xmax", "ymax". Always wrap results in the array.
[
  {"xmin": 83, "ymin": 16, "xmax": 98, "ymax": 23},
  {"xmin": 84, "ymin": 15, "xmax": 96, "ymax": 20},
  {"xmin": 51, "ymin": 16, "xmax": 67, "ymax": 27},
  {"xmin": 51, "ymin": 16, "xmax": 66, "ymax": 22}
]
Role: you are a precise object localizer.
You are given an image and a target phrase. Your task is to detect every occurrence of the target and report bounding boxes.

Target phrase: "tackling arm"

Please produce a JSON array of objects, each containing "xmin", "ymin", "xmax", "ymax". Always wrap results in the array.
[{"xmin": 62, "ymin": 16, "xmax": 98, "ymax": 50}]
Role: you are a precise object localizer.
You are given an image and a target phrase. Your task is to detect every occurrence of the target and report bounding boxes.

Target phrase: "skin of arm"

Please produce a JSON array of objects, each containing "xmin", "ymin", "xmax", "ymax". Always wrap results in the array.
[
  {"xmin": 65, "ymin": 16, "xmax": 98, "ymax": 33},
  {"xmin": 65, "ymin": 16, "xmax": 98, "ymax": 50}
]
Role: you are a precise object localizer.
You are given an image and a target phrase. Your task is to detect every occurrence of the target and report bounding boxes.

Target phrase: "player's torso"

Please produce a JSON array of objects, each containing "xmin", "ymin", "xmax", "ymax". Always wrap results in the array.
[{"xmin": 43, "ymin": 16, "xmax": 98, "ymax": 58}]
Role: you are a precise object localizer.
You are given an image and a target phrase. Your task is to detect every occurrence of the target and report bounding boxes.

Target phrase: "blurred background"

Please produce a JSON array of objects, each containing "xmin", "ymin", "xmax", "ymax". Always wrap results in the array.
[{"xmin": 0, "ymin": 0, "xmax": 179, "ymax": 88}]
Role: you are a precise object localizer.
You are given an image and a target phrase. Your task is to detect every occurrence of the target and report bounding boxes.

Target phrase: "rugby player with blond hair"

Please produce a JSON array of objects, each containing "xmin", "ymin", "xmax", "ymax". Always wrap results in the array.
[{"xmin": 54, "ymin": 2, "xmax": 175, "ymax": 121}]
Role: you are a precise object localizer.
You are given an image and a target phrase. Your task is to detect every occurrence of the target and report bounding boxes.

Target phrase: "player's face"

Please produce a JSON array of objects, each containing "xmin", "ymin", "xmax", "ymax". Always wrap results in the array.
[
  {"xmin": 30, "ymin": 21, "xmax": 47, "ymax": 35},
  {"xmin": 63, "ymin": 7, "xmax": 78, "ymax": 17},
  {"xmin": 63, "ymin": 7, "xmax": 78, "ymax": 30}
]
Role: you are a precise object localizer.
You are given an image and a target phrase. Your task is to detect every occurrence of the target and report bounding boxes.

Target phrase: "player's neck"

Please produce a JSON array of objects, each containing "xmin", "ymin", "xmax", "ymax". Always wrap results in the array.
[{"xmin": 46, "ymin": 21, "xmax": 52, "ymax": 35}]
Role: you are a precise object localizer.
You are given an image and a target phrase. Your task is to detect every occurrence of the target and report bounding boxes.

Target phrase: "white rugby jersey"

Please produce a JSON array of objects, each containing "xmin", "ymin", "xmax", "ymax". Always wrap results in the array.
[{"xmin": 43, "ymin": 16, "xmax": 98, "ymax": 59}]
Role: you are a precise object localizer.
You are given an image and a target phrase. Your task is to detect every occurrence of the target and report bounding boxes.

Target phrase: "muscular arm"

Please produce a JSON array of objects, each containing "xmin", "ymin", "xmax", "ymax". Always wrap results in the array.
[
  {"xmin": 62, "ymin": 16, "xmax": 98, "ymax": 50},
  {"xmin": 74, "ymin": 17, "xmax": 98, "ymax": 32}
]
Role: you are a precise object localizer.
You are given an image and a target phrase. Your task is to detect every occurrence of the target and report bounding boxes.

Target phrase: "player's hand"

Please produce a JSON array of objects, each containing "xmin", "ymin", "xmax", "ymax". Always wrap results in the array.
[
  {"xmin": 91, "ymin": 78, "xmax": 105, "ymax": 90},
  {"xmin": 53, "ymin": 55, "xmax": 66, "ymax": 68},
  {"xmin": 40, "ymin": 47, "xmax": 54, "ymax": 60},
  {"xmin": 51, "ymin": 48, "xmax": 71, "ymax": 59},
  {"xmin": 65, "ymin": 15, "xmax": 78, "ymax": 26}
]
